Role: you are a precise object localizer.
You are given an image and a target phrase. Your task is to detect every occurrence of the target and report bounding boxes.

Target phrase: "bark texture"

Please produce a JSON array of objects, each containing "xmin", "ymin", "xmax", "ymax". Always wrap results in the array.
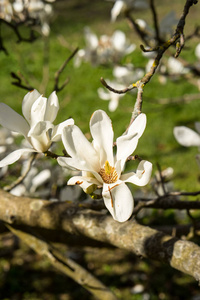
[{"xmin": 0, "ymin": 189, "xmax": 200, "ymax": 282}]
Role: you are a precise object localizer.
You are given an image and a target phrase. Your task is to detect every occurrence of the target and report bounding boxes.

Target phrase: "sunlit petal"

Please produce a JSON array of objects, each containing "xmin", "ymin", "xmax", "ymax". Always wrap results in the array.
[
  {"xmin": 90, "ymin": 110, "xmax": 114, "ymax": 166},
  {"xmin": 44, "ymin": 91, "xmax": 59, "ymax": 122},
  {"xmin": 28, "ymin": 121, "xmax": 53, "ymax": 152},
  {"xmin": 59, "ymin": 124, "xmax": 100, "ymax": 171},
  {"xmin": 22, "ymin": 89, "xmax": 41, "ymax": 123},
  {"xmin": 0, "ymin": 148, "xmax": 36, "ymax": 167},
  {"xmin": 116, "ymin": 113, "xmax": 146, "ymax": 161},
  {"xmin": 103, "ymin": 182, "xmax": 134, "ymax": 222},
  {"xmin": 121, "ymin": 160, "xmax": 152, "ymax": 186},
  {"xmin": 0, "ymin": 103, "xmax": 29, "ymax": 137},
  {"xmin": 51, "ymin": 118, "xmax": 74, "ymax": 142},
  {"xmin": 30, "ymin": 95, "xmax": 47, "ymax": 126}
]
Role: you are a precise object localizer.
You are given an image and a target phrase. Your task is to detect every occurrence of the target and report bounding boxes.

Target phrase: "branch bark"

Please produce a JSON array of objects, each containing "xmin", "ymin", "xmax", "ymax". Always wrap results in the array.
[{"xmin": 0, "ymin": 189, "xmax": 200, "ymax": 283}]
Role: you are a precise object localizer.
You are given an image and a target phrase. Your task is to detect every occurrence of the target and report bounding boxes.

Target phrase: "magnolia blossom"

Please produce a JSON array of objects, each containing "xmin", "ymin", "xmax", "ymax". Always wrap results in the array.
[
  {"xmin": 97, "ymin": 80, "xmax": 126, "ymax": 111},
  {"xmin": 111, "ymin": 0, "xmax": 149, "ymax": 22},
  {"xmin": 0, "ymin": 89, "xmax": 74, "ymax": 167},
  {"xmin": 12, "ymin": 0, "xmax": 55, "ymax": 36},
  {"xmin": 167, "ymin": 57, "xmax": 190, "ymax": 75},
  {"xmin": 74, "ymin": 27, "xmax": 135, "ymax": 67},
  {"xmin": 174, "ymin": 123, "xmax": 200, "ymax": 148},
  {"xmin": 0, "ymin": 0, "xmax": 13, "ymax": 22},
  {"xmin": 113, "ymin": 64, "xmax": 144, "ymax": 85},
  {"xmin": 57, "ymin": 110, "xmax": 152, "ymax": 222}
]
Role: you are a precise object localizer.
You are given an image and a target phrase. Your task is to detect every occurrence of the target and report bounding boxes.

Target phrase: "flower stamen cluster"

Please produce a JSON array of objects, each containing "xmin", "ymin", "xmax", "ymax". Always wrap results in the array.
[{"xmin": 99, "ymin": 160, "xmax": 118, "ymax": 184}]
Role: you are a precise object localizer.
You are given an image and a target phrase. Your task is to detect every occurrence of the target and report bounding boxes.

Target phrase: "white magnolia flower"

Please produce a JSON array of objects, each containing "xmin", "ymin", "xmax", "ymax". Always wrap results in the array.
[
  {"xmin": 113, "ymin": 64, "xmax": 144, "ymax": 85},
  {"xmin": 57, "ymin": 110, "xmax": 152, "ymax": 222},
  {"xmin": 0, "ymin": 89, "xmax": 74, "ymax": 167},
  {"xmin": 97, "ymin": 80, "xmax": 126, "ymax": 112},
  {"xmin": 74, "ymin": 27, "xmax": 135, "ymax": 67},
  {"xmin": 111, "ymin": 0, "xmax": 149, "ymax": 22},
  {"xmin": 167, "ymin": 57, "xmax": 190, "ymax": 75},
  {"xmin": 174, "ymin": 123, "xmax": 200, "ymax": 147},
  {"xmin": 13, "ymin": 0, "xmax": 54, "ymax": 36}
]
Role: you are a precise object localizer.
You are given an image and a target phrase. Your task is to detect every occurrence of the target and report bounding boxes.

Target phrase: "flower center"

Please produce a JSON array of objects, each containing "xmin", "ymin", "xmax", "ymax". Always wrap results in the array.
[{"xmin": 99, "ymin": 160, "xmax": 118, "ymax": 184}]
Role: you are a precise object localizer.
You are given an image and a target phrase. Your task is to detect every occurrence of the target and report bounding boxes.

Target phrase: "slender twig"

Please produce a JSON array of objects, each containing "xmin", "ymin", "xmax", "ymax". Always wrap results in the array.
[
  {"xmin": 101, "ymin": 0, "xmax": 198, "ymax": 109},
  {"xmin": 11, "ymin": 71, "xmax": 34, "ymax": 91},
  {"xmin": 0, "ymin": 18, "xmax": 38, "ymax": 44},
  {"xmin": 150, "ymin": 0, "xmax": 161, "ymax": 43},
  {"xmin": 125, "ymin": 11, "xmax": 151, "ymax": 47},
  {"xmin": 100, "ymin": 77, "xmax": 135, "ymax": 94},
  {"xmin": 4, "ymin": 153, "xmax": 37, "ymax": 192},
  {"xmin": 53, "ymin": 47, "xmax": 79, "ymax": 92}
]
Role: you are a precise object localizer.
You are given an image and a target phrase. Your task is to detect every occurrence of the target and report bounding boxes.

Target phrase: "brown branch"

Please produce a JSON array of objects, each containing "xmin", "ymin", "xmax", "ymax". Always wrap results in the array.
[
  {"xmin": 133, "ymin": 195, "xmax": 200, "ymax": 215},
  {"xmin": 1, "ymin": 189, "xmax": 200, "ymax": 282},
  {"xmin": 7, "ymin": 225, "xmax": 117, "ymax": 300},
  {"xmin": 125, "ymin": 12, "xmax": 151, "ymax": 47},
  {"xmin": 53, "ymin": 47, "xmax": 79, "ymax": 93},
  {"xmin": 11, "ymin": 71, "xmax": 34, "ymax": 91},
  {"xmin": 100, "ymin": 77, "xmax": 135, "ymax": 94},
  {"xmin": 150, "ymin": 0, "xmax": 161, "ymax": 43},
  {"xmin": 4, "ymin": 153, "xmax": 37, "ymax": 192}
]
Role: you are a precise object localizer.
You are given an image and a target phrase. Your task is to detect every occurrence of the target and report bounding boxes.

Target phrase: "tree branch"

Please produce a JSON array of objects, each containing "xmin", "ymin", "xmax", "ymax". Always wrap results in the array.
[{"xmin": 1, "ymin": 189, "xmax": 200, "ymax": 282}]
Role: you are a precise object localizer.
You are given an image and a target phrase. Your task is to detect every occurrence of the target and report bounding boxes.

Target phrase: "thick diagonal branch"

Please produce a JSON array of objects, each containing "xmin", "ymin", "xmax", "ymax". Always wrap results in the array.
[{"xmin": 0, "ymin": 189, "xmax": 200, "ymax": 282}]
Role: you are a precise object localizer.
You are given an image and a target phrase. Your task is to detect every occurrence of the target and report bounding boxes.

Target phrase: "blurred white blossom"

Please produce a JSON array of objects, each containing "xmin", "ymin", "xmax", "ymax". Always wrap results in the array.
[
  {"xmin": 167, "ymin": 57, "xmax": 190, "ymax": 75},
  {"xmin": 74, "ymin": 27, "xmax": 136, "ymax": 67},
  {"xmin": 110, "ymin": 0, "xmax": 149, "ymax": 22},
  {"xmin": 97, "ymin": 80, "xmax": 126, "ymax": 112},
  {"xmin": 174, "ymin": 123, "xmax": 200, "ymax": 148},
  {"xmin": 0, "ymin": 0, "xmax": 55, "ymax": 36},
  {"xmin": 0, "ymin": 0, "xmax": 13, "ymax": 22},
  {"xmin": 113, "ymin": 64, "xmax": 144, "ymax": 85}
]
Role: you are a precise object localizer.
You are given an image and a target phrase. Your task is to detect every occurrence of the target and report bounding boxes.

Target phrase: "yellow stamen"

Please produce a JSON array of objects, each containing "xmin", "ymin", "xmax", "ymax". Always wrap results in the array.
[{"xmin": 99, "ymin": 160, "xmax": 118, "ymax": 184}]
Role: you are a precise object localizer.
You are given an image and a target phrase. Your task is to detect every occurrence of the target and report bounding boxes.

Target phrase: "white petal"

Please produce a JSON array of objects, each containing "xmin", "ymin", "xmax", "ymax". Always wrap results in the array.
[
  {"xmin": 22, "ymin": 89, "xmax": 41, "ymax": 123},
  {"xmin": 30, "ymin": 95, "xmax": 47, "ymax": 126},
  {"xmin": 173, "ymin": 126, "xmax": 200, "ymax": 147},
  {"xmin": 103, "ymin": 182, "xmax": 134, "ymax": 222},
  {"xmin": 111, "ymin": 0, "xmax": 124, "ymax": 22},
  {"xmin": 0, "ymin": 103, "xmax": 29, "ymax": 137},
  {"xmin": 51, "ymin": 118, "xmax": 74, "ymax": 142},
  {"xmin": 57, "ymin": 157, "xmax": 102, "ymax": 183},
  {"xmin": 112, "ymin": 30, "xmax": 126, "ymax": 51},
  {"xmin": 44, "ymin": 91, "xmax": 59, "ymax": 122},
  {"xmin": 0, "ymin": 148, "xmax": 36, "ymax": 167},
  {"xmin": 97, "ymin": 88, "xmax": 110, "ymax": 101},
  {"xmin": 84, "ymin": 27, "xmax": 98, "ymax": 50},
  {"xmin": 108, "ymin": 97, "xmax": 119, "ymax": 112},
  {"xmin": 116, "ymin": 113, "xmax": 146, "ymax": 161},
  {"xmin": 68, "ymin": 176, "xmax": 99, "ymax": 194},
  {"xmin": 28, "ymin": 121, "xmax": 53, "ymax": 152},
  {"xmin": 90, "ymin": 110, "xmax": 114, "ymax": 166},
  {"xmin": 61, "ymin": 125, "xmax": 100, "ymax": 171},
  {"xmin": 121, "ymin": 160, "xmax": 152, "ymax": 186}
]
